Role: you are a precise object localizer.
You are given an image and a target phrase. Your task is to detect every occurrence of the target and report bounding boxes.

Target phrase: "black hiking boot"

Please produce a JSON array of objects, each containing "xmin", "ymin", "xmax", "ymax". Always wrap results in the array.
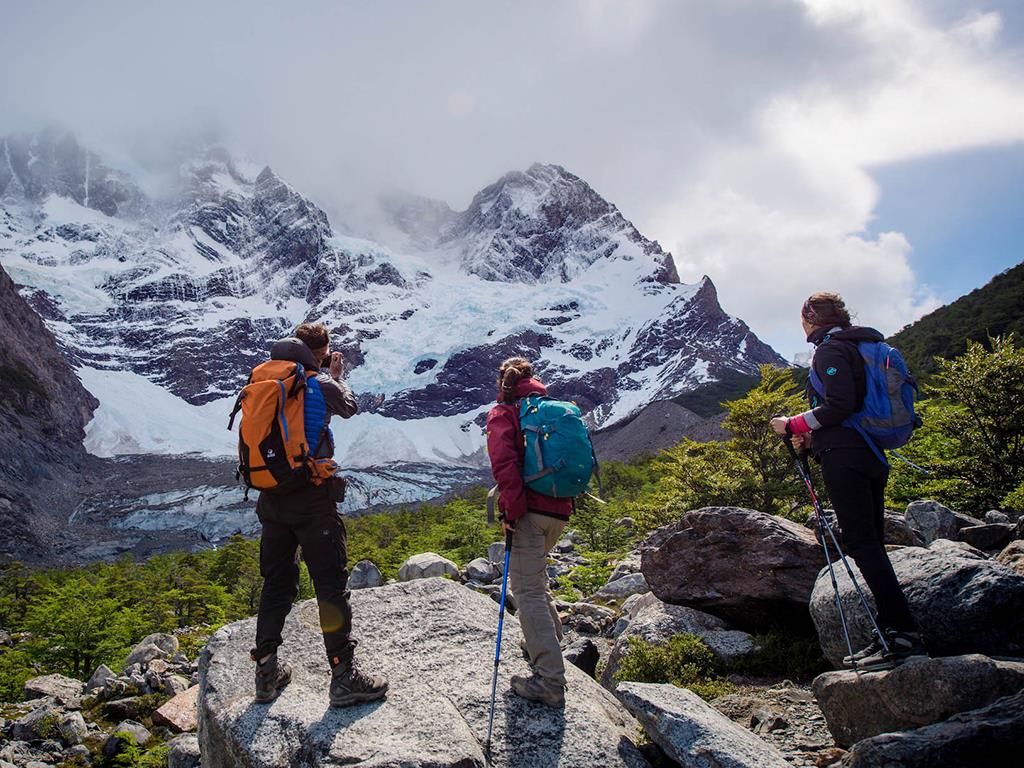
[
  {"xmin": 510, "ymin": 673, "xmax": 565, "ymax": 708},
  {"xmin": 253, "ymin": 653, "xmax": 292, "ymax": 703},
  {"xmin": 853, "ymin": 630, "xmax": 928, "ymax": 670},
  {"xmin": 329, "ymin": 662, "xmax": 389, "ymax": 707}
]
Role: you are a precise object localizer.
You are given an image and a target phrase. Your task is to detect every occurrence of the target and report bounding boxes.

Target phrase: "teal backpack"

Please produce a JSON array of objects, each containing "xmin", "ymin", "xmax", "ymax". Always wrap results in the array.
[{"xmin": 519, "ymin": 394, "xmax": 598, "ymax": 497}]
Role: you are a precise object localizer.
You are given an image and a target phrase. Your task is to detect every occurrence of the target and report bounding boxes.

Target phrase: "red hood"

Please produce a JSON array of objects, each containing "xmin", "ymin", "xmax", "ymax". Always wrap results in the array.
[{"xmin": 510, "ymin": 377, "xmax": 547, "ymax": 401}]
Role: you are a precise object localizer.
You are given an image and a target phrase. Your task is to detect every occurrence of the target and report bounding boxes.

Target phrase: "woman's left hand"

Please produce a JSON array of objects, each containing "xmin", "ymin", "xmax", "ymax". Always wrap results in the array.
[{"xmin": 770, "ymin": 417, "xmax": 789, "ymax": 435}]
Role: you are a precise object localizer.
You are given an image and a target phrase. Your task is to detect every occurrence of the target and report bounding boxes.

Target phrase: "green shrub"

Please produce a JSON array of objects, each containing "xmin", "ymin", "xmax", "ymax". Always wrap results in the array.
[{"xmin": 613, "ymin": 633, "xmax": 735, "ymax": 700}]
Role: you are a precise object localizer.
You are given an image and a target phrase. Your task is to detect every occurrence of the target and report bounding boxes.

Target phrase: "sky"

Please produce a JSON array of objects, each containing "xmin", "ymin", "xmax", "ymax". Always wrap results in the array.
[{"xmin": 1, "ymin": 0, "xmax": 1022, "ymax": 358}]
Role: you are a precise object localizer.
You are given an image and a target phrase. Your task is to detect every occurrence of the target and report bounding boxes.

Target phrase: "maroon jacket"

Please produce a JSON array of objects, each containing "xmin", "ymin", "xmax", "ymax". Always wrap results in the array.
[{"xmin": 486, "ymin": 378, "xmax": 574, "ymax": 523}]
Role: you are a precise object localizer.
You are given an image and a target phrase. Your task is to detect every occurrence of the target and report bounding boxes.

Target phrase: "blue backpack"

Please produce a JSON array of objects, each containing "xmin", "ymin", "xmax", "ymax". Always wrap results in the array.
[
  {"xmin": 518, "ymin": 395, "xmax": 598, "ymax": 498},
  {"xmin": 809, "ymin": 340, "xmax": 920, "ymax": 464}
]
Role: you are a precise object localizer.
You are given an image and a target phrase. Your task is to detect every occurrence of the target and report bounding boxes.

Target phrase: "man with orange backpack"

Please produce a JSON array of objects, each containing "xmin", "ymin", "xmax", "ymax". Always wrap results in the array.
[{"xmin": 230, "ymin": 322, "xmax": 388, "ymax": 707}]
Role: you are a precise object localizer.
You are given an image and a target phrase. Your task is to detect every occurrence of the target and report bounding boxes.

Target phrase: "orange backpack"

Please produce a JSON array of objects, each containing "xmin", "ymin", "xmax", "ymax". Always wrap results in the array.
[{"xmin": 227, "ymin": 360, "xmax": 338, "ymax": 494}]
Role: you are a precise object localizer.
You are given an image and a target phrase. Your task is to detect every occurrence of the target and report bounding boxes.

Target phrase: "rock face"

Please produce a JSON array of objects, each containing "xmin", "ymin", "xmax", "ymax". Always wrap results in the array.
[
  {"xmin": 841, "ymin": 690, "xmax": 1024, "ymax": 768},
  {"xmin": 812, "ymin": 654, "xmax": 1024, "ymax": 746},
  {"xmin": 809, "ymin": 543, "xmax": 1024, "ymax": 667},
  {"xmin": 641, "ymin": 507, "xmax": 823, "ymax": 630},
  {"xmin": 617, "ymin": 682, "xmax": 791, "ymax": 768},
  {"xmin": 0, "ymin": 262, "xmax": 98, "ymax": 561},
  {"xmin": 199, "ymin": 578, "xmax": 649, "ymax": 768},
  {"xmin": 904, "ymin": 500, "xmax": 982, "ymax": 545},
  {"xmin": 600, "ymin": 596, "xmax": 754, "ymax": 687},
  {"xmin": 397, "ymin": 552, "xmax": 460, "ymax": 582}
]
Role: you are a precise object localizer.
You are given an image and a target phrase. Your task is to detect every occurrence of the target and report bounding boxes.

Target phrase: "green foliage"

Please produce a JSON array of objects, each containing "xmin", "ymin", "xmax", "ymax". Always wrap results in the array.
[
  {"xmin": 101, "ymin": 732, "xmax": 168, "ymax": 768},
  {"xmin": 0, "ymin": 646, "xmax": 36, "ymax": 702},
  {"xmin": 888, "ymin": 336, "xmax": 1024, "ymax": 514},
  {"xmin": 633, "ymin": 365, "xmax": 809, "ymax": 530},
  {"xmin": 613, "ymin": 633, "xmax": 736, "ymax": 700},
  {"xmin": 888, "ymin": 260, "xmax": 1024, "ymax": 378},
  {"xmin": 553, "ymin": 555, "xmax": 616, "ymax": 602}
]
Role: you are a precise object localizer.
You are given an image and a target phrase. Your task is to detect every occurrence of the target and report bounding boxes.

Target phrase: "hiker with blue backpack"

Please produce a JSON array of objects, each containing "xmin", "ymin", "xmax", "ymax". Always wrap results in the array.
[
  {"xmin": 770, "ymin": 292, "xmax": 927, "ymax": 669},
  {"xmin": 486, "ymin": 356, "xmax": 598, "ymax": 707}
]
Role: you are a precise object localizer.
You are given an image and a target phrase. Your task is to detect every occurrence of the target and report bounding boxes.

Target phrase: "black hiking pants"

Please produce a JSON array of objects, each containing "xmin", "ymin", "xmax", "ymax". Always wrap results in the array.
[
  {"xmin": 819, "ymin": 447, "xmax": 917, "ymax": 633},
  {"xmin": 252, "ymin": 483, "xmax": 356, "ymax": 667}
]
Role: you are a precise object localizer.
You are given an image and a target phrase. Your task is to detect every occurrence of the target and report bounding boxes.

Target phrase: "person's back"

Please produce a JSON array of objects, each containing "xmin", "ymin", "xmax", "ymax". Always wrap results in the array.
[
  {"xmin": 250, "ymin": 323, "xmax": 388, "ymax": 707},
  {"xmin": 486, "ymin": 357, "xmax": 572, "ymax": 708}
]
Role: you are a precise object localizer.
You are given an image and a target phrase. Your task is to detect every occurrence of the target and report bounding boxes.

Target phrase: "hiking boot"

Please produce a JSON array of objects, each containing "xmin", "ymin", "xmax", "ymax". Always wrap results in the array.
[
  {"xmin": 510, "ymin": 673, "xmax": 565, "ymax": 708},
  {"xmin": 253, "ymin": 653, "xmax": 292, "ymax": 703},
  {"xmin": 329, "ymin": 663, "xmax": 389, "ymax": 707},
  {"xmin": 855, "ymin": 630, "xmax": 928, "ymax": 670},
  {"xmin": 842, "ymin": 636, "xmax": 884, "ymax": 668}
]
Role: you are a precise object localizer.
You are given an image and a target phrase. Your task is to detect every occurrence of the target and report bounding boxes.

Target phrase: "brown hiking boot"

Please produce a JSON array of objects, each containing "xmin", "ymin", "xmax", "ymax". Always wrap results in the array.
[
  {"xmin": 330, "ymin": 662, "xmax": 389, "ymax": 707},
  {"xmin": 510, "ymin": 673, "xmax": 565, "ymax": 708},
  {"xmin": 253, "ymin": 653, "xmax": 292, "ymax": 703}
]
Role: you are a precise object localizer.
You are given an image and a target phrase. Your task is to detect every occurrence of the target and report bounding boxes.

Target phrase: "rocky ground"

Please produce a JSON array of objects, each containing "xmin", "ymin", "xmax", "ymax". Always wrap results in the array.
[{"xmin": 2, "ymin": 497, "xmax": 1022, "ymax": 766}]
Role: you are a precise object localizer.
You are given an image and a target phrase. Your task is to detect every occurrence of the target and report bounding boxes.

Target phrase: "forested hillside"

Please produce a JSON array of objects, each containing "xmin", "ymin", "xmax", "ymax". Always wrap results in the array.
[{"xmin": 889, "ymin": 260, "xmax": 1024, "ymax": 376}]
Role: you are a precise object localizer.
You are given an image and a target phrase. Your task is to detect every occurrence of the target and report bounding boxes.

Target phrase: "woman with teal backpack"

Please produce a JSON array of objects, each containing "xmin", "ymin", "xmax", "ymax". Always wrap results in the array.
[{"xmin": 486, "ymin": 357, "xmax": 574, "ymax": 707}]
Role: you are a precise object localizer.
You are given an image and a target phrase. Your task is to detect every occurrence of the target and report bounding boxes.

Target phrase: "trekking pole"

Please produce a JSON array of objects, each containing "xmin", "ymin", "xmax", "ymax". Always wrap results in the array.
[
  {"xmin": 780, "ymin": 432, "xmax": 890, "ymax": 668},
  {"xmin": 485, "ymin": 529, "xmax": 514, "ymax": 757}
]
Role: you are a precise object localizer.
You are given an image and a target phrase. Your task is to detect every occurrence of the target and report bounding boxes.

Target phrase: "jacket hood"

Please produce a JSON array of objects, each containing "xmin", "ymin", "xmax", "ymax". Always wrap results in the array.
[
  {"xmin": 270, "ymin": 337, "xmax": 321, "ymax": 371},
  {"xmin": 511, "ymin": 377, "xmax": 547, "ymax": 400},
  {"xmin": 809, "ymin": 325, "xmax": 884, "ymax": 346}
]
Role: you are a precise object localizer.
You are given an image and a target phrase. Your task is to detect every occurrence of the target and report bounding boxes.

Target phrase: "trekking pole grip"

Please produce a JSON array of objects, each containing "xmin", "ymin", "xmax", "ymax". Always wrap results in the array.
[{"xmin": 504, "ymin": 529, "xmax": 513, "ymax": 553}]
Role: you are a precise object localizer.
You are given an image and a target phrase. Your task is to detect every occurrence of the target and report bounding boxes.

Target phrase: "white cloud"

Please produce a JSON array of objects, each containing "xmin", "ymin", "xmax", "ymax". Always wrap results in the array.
[
  {"xmin": 652, "ymin": 0, "xmax": 1024, "ymax": 356},
  {"xmin": 1, "ymin": 0, "xmax": 1022, "ymax": 359}
]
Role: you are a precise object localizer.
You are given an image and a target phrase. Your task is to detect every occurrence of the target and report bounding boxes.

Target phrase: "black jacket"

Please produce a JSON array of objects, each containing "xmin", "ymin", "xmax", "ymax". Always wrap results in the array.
[{"xmin": 804, "ymin": 325, "xmax": 884, "ymax": 457}]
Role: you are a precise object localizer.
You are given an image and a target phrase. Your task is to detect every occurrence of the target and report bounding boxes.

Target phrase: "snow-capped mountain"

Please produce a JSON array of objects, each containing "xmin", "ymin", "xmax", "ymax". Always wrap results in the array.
[{"xmin": 1, "ymin": 129, "xmax": 783, "ymax": 558}]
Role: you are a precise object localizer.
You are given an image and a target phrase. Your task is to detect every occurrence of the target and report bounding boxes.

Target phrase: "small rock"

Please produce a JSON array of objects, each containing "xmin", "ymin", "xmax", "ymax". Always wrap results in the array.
[
  {"xmin": 56, "ymin": 712, "xmax": 87, "ymax": 746},
  {"xmin": 958, "ymin": 523, "xmax": 1013, "ymax": 551},
  {"xmin": 554, "ymin": 538, "xmax": 574, "ymax": 553},
  {"xmin": 349, "ymin": 560, "xmax": 383, "ymax": 589},
  {"xmin": 138, "ymin": 633, "xmax": 179, "ymax": 656},
  {"xmin": 153, "ymin": 686, "xmax": 199, "ymax": 733},
  {"xmin": 814, "ymin": 747, "xmax": 845, "ymax": 767},
  {"xmin": 0, "ymin": 629, "xmax": 11, "ymax": 646},
  {"xmin": 397, "ymin": 552, "xmax": 459, "ymax": 581},
  {"xmin": 23, "ymin": 674, "xmax": 84, "ymax": 707},
  {"xmin": 904, "ymin": 500, "xmax": 982, "ymax": 545},
  {"xmin": 984, "ymin": 510, "xmax": 1011, "ymax": 525},
  {"xmin": 165, "ymin": 674, "xmax": 191, "ymax": 695},
  {"xmin": 65, "ymin": 744, "xmax": 91, "ymax": 762},
  {"xmin": 574, "ymin": 617, "xmax": 601, "ymax": 635},
  {"xmin": 464, "ymin": 557, "xmax": 499, "ymax": 583},
  {"xmin": 104, "ymin": 697, "xmax": 152, "ymax": 721},
  {"xmin": 615, "ymin": 517, "xmax": 635, "ymax": 533},
  {"xmin": 104, "ymin": 720, "xmax": 151, "ymax": 756},
  {"xmin": 564, "ymin": 638, "xmax": 600, "ymax": 678},
  {"xmin": 569, "ymin": 602, "xmax": 617, "ymax": 623},
  {"xmin": 123, "ymin": 642, "xmax": 167, "ymax": 671},
  {"xmin": 86, "ymin": 664, "xmax": 116, "ymax": 692},
  {"xmin": 167, "ymin": 733, "xmax": 201, "ymax": 768},
  {"xmin": 751, "ymin": 707, "xmax": 788, "ymax": 733},
  {"xmin": 487, "ymin": 541, "xmax": 506, "ymax": 566},
  {"xmin": 618, "ymin": 682, "xmax": 791, "ymax": 768},
  {"xmin": 611, "ymin": 617, "xmax": 630, "ymax": 637},
  {"xmin": 590, "ymin": 573, "xmax": 650, "ymax": 602},
  {"xmin": 996, "ymin": 540, "xmax": 1024, "ymax": 576}
]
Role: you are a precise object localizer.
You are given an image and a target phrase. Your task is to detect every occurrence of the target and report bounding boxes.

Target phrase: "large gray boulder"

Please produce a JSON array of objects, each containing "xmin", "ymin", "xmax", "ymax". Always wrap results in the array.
[
  {"xmin": 810, "ymin": 543, "xmax": 1024, "ymax": 666},
  {"xmin": 167, "ymin": 733, "xmax": 201, "ymax": 768},
  {"xmin": 641, "ymin": 507, "xmax": 822, "ymax": 630},
  {"xmin": 617, "ymin": 682, "xmax": 790, "ymax": 768},
  {"xmin": 958, "ymin": 523, "xmax": 1013, "ymax": 551},
  {"xmin": 813, "ymin": 654, "xmax": 1024, "ymax": 746},
  {"xmin": 199, "ymin": 578, "xmax": 649, "ymax": 768},
  {"xmin": 601, "ymin": 597, "xmax": 754, "ymax": 688},
  {"xmin": 904, "ymin": 500, "xmax": 982, "ymax": 545},
  {"xmin": 841, "ymin": 690, "xmax": 1024, "ymax": 768},
  {"xmin": 397, "ymin": 552, "xmax": 459, "ymax": 582}
]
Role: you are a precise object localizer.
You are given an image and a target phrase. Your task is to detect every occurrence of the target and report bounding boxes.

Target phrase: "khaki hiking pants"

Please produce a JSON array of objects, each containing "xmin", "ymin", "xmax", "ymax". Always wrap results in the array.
[{"xmin": 509, "ymin": 512, "xmax": 566, "ymax": 686}]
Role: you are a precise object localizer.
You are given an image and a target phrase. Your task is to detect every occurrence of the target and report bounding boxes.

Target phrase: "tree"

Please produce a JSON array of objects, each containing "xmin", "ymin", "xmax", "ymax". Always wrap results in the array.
[{"xmin": 889, "ymin": 335, "xmax": 1024, "ymax": 513}]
